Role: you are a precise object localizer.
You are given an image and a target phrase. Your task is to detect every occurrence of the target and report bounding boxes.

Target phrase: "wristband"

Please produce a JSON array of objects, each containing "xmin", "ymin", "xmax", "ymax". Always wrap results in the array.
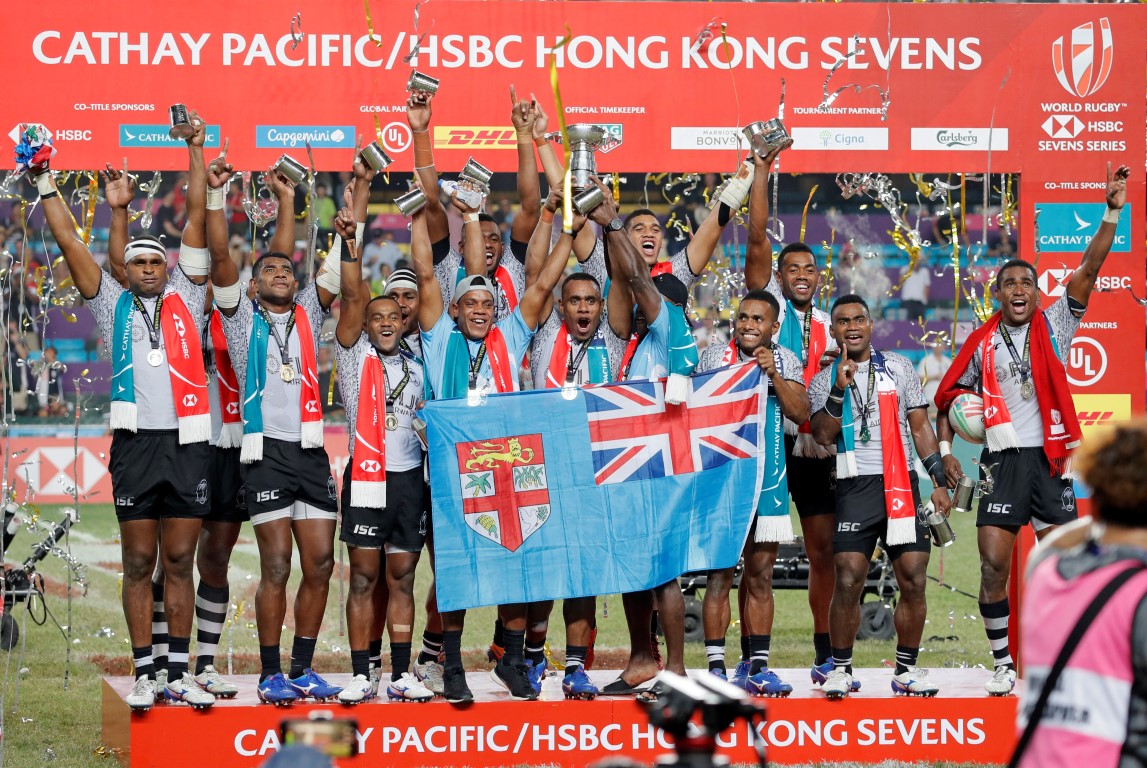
[
  {"xmin": 206, "ymin": 186, "xmax": 225, "ymax": 211},
  {"xmin": 939, "ymin": 440, "xmax": 952, "ymax": 458},
  {"xmin": 35, "ymin": 173, "xmax": 56, "ymax": 196},
  {"xmin": 534, "ymin": 136, "xmax": 548, "ymax": 147},
  {"xmin": 178, "ymin": 244, "xmax": 210, "ymax": 277},
  {"xmin": 540, "ymin": 208, "xmax": 554, "ymax": 224},
  {"xmin": 829, "ymin": 385, "xmax": 846, "ymax": 400},
  {"xmin": 921, "ymin": 452, "xmax": 945, "ymax": 486},
  {"xmin": 1102, "ymin": 207, "xmax": 1121, "ymax": 224},
  {"xmin": 463, "ymin": 213, "xmax": 480, "ymax": 224},
  {"xmin": 827, "ymin": 393, "xmax": 844, "ymax": 404},
  {"xmin": 40, "ymin": 190, "xmax": 59, "ymax": 199},
  {"xmin": 212, "ymin": 280, "xmax": 242, "ymax": 310},
  {"xmin": 410, "ymin": 128, "xmax": 429, "ymax": 134},
  {"xmin": 824, "ymin": 398, "xmax": 844, "ymax": 420},
  {"xmin": 339, "ymin": 236, "xmax": 358, "ymax": 263},
  {"xmin": 413, "ymin": 164, "xmax": 436, "ymax": 171}
]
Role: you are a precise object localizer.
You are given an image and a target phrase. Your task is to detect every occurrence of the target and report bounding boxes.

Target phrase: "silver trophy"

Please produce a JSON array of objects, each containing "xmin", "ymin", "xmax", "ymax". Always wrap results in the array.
[
  {"xmin": 438, "ymin": 180, "xmax": 484, "ymax": 210},
  {"xmin": 919, "ymin": 502, "xmax": 956, "ymax": 548},
  {"xmin": 545, "ymin": 124, "xmax": 621, "ymax": 190},
  {"xmin": 273, "ymin": 154, "xmax": 308, "ymax": 186},
  {"xmin": 459, "ymin": 158, "xmax": 493, "ymax": 191},
  {"xmin": 168, "ymin": 104, "xmax": 195, "ymax": 140},
  {"xmin": 952, "ymin": 476, "xmax": 978, "ymax": 515},
  {"xmin": 742, "ymin": 119, "xmax": 790, "ymax": 158},
  {"xmin": 395, "ymin": 188, "xmax": 428, "ymax": 217},
  {"xmin": 573, "ymin": 185, "xmax": 605, "ymax": 215},
  {"xmin": 360, "ymin": 141, "xmax": 393, "ymax": 172},
  {"xmin": 407, "ymin": 71, "xmax": 440, "ymax": 96}
]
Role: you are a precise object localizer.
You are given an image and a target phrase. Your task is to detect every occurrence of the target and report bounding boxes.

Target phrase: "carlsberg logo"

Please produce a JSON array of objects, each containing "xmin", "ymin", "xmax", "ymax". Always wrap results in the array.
[{"xmin": 936, "ymin": 130, "xmax": 978, "ymax": 147}]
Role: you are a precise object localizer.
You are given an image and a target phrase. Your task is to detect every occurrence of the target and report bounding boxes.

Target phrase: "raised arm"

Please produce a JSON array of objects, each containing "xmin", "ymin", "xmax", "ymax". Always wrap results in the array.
[
  {"xmin": 334, "ymin": 189, "xmax": 365, "ymax": 349},
  {"xmin": 407, "ymin": 92, "xmax": 449, "ymax": 244},
  {"xmin": 182, "ymin": 111, "xmax": 208, "ymax": 252},
  {"xmin": 35, "ymin": 170, "xmax": 103, "ymax": 300},
  {"xmin": 454, "ymin": 181, "xmax": 488, "ymax": 277},
  {"xmin": 509, "ymin": 86, "xmax": 541, "ymax": 244},
  {"xmin": 410, "ymin": 208, "xmax": 444, "ymax": 331},
  {"xmin": 529, "ymin": 96, "xmax": 565, "ymax": 188},
  {"xmin": 206, "ymin": 143, "xmax": 241, "ymax": 316},
  {"xmin": 524, "ymin": 187, "xmax": 560, "ymax": 286},
  {"xmin": 519, "ymin": 217, "xmax": 583, "ymax": 331},
  {"xmin": 265, "ymin": 168, "xmax": 296, "ymax": 258},
  {"xmin": 587, "ymin": 180, "xmax": 662, "ymax": 326},
  {"xmin": 744, "ymin": 151, "xmax": 775, "ymax": 291},
  {"xmin": 1066, "ymin": 162, "xmax": 1130, "ymax": 309},
  {"xmin": 102, "ymin": 158, "xmax": 134, "ymax": 288}
]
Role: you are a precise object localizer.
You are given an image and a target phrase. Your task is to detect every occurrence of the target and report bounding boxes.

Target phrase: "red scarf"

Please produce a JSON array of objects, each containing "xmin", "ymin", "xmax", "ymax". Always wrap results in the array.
[
  {"xmin": 935, "ymin": 311, "xmax": 1081, "ymax": 475},
  {"xmin": 161, "ymin": 292, "xmax": 210, "ymax": 444},
  {"xmin": 209, "ymin": 311, "xmax": 242, "ymax": 449},
  {"xmin": 293, "ymin": 308, "xmax": 324, "ymax": 448},
  {"xmin": 619, "ymin": 332, "xmax": 640, "ymax": 380},
  {"xmin": 720, "ymin": 339, "xmax": 740, "ymax": 366},
  {"xmin": 486, "ymin": 327, "xmax": 515, "ymax": 392},
  {"xmin": 877, "ymin": 375, "xmax": 917, "ymax": 546},
  {"xmin": 495, "ymin": 264, "xmax": 519, "ymax": 313},
  {"xmin": 350, "ymin": 352, "xmax": 387, "ymax": 508}
]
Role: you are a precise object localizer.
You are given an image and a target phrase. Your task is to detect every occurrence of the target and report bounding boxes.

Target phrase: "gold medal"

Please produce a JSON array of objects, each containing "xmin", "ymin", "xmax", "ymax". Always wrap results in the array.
[
  {"xmin": 385, "ymin": 412, "xmax": 398, "ymax": 431},
  {"xmin": 1020, "ymin": 379, "xmax": 1035, "ymax": 400},
  {"xmin": 280, "ymin": 364, "xmax": 295, "ymax": 383}
]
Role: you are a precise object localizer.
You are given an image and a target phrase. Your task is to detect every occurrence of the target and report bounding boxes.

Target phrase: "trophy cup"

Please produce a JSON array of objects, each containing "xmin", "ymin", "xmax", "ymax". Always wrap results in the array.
[
  {"xmin": 273, "ymin": 154, "xmax": 308, "ymax": 186},
  {"xmin": 459, "ymin": 158, "xmax": 493, "ymax": 191},
  {"xmin": 407, "ymin": 71, "xmax": 440, "ymax": 96},
  {"xmin": 168, "ymin": 104, "xmax": 195, "ymax": 140},
  {"xmin": 742, "ymin": 119, "xmax": 791, "ymax": 158},
  {"xmin": 573, "ymin": 185, "xmax": 605, "ymax": 216},
  {"xmin": 919, "ymin": 502, "xmax": 956, "ymax": 548},
  {"xmin": 546, "ymin": 124, "xmax": 621, "ymax": 190},
  {"xmin": 952, "ymin": 476, "xmax": 978, "ymax": 515},
  {"xmin": 360, "ymin": 141, "xmax": 393, "ymax": 172},
  {"xmin": 395, "ymin": 188, "xmax": 428, "ymax": 217}
]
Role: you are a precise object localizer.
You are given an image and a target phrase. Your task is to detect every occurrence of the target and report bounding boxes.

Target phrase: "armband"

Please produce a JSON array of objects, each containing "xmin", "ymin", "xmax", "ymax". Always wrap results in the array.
[
  {"xmin": 178, "ymin": 244, "xmax": 210, "ymax": 277},
  {"xmin": 316, "ymin": 240, "xmax": 343, "ymax": 294},
  {"xmin": 1067, "ymin": 295, "xmax": 1086, "ymax": 317},
  {"xmin": 212, "ymin": 280, "xmax": 242, "ymax": 310},
  {"xmin": 206, "ymin": 187, "xmax": 225, "ymax": 211},
  {"xmin": 824, "ymin": 398, "xmax": 844, "ymax": 420},
  {"xmin": 939, "ymin": 441, "xmax": 952, "ymax": 458}
]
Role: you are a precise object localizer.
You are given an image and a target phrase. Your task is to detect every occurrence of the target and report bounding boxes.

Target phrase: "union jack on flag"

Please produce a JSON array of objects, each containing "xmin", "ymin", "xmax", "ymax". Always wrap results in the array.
[{"xmin": 584, "ymin": 363, "xmax": 764, "ymax": 485}]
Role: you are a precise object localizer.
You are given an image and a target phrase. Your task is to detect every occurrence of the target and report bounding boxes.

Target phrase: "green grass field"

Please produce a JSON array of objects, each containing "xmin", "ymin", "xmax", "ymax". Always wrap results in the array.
[{"xmin": 0, "ymin": 495, "xmax": 1000, "ymax": 767}]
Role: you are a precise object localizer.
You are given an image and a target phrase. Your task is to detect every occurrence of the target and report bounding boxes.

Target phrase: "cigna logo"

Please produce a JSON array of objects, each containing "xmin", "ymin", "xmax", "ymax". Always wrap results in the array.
[{"xmin": 1052, "ymin": 18, "xmax": 1113, "ymax": 98}]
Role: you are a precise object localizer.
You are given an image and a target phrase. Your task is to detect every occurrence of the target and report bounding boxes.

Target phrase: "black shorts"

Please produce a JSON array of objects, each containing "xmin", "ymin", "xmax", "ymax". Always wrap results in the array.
[
  {"xmin": 975, "ymin": 447, "xmax": 1077, "ymax": 529},
  {"xmin": 785, "ymin": 435, "xmax": 836, "ymax": 518},
  {"xmin": 208, "ymin": 447, "xmax": 247, "ymax": 523},
  {"xmin": 241, "ymin": 438, "xmax": 338, "ymax": 520},
  {"xmin": 834, "ymin": 472, "xmax": 930, "ymax": 560},
  {"xmin": 339, "ymin": 466, "xmax": 427, "ymax": 552},
  {"xmin": 110, "ymin": 430, "xmax": 211, "ymax": 523}
]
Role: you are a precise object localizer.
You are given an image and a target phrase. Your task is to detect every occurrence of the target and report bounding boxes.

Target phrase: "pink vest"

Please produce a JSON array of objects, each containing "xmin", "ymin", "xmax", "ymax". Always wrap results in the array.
[{"xmin": 1018, "ymin": 556, "xmax": 1147, "ymax": 768}]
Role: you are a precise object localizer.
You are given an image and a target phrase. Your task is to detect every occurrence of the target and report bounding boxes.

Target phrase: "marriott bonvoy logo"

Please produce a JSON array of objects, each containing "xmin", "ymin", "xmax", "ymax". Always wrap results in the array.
[{"xmin": 1052, "ymin": 18, "xmax": 1113, "ymax": 98}]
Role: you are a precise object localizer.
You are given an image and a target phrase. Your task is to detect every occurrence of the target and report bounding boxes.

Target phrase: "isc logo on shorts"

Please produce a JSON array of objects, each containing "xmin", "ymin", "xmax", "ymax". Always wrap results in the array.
[
  {"xmin": 985, "ymin": 503, "xmax": 1013, "ymax": 515},
  {"xmin": 353, "ymin": 525, "xmax": 379, "ymax": 536},
  {"xmin": 837, "ymin": 522, "xmax": 861, "ymax": 532},
  {"xmin": 255, "ymin": 490, "xmax": 281, "ymax": 503},
  {"xmin": 116, "ymin": 497, "xmax": 134, "ymax": 507}
]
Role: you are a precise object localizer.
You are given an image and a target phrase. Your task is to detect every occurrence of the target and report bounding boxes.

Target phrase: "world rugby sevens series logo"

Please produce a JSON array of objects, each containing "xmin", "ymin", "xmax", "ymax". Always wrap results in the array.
[{"xmin": 1051, "ymin": 18, "xmax": 1112, "ymax": 98}]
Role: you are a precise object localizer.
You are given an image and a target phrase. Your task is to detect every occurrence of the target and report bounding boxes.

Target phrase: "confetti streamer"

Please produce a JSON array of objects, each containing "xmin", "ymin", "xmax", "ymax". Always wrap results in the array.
[
  {"xmin": 816, "ymin": 36, "xmax": 891, "ymax": 120},
  {"xmin": 403, "ymin": 0, "xmax": 432, "ymax": 63},
  {"xmin": 290, "ymin": 12, "xmax": 304, "ymax": 51},
  {"xmin": 364, "ymin": 0, "xmax": 382, "ymax": 47},
  {"xmin": 798, "ymin": 184, "xmax": 818, "ymax": 243},
  {"xmin": 545, "ymin": 27, "xmax": 573, "ymax": 233}
]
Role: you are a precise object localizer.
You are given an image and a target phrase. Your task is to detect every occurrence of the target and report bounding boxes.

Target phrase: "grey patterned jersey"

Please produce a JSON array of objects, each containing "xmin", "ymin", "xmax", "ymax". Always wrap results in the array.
[
  {"xmin": 335, "ymin": 333, "xmax": 424, "ymax": 469},
  {"xmin": 696, "ymin": 341, "xmax": 803, "ymax": 386},
  {"xmin": 529, "ymin": 307, "xmax": 628, "ymax": 389}
]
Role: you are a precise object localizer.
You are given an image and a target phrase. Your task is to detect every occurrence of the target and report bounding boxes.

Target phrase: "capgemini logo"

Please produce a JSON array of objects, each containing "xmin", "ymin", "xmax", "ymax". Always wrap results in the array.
[{"xmin": 1051, "ymin": 18, "xmax": 1113, "ymax": 98}]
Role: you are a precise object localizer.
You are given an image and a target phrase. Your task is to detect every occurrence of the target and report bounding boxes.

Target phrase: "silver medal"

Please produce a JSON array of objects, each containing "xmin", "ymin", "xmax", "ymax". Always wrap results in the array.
[
  {"xmin": 280, "ymin": 364, "xmax": 295, "ymax": 383},
  {"xmin": 385, "ymin": 413, "xmax": 399, "ymax": 431},
  {"xmin": 147, "ymin": 349, "xmax": 164, "ymax": 367},
  {"xmin": 1020, "ymin": 379, "xmax": 1035, "ymax": 400},
  {"xmin": 561, "ymin": 383, "xmax": 578, "ymax": 401},
  {"xmin": 466, "ymin": 387, "xmax": 481, "ymax": 407}
]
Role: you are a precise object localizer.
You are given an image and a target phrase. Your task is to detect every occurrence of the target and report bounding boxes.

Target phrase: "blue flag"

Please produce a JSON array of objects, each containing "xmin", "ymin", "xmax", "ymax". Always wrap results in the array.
[{"xmin": 423, "ymin": 363, "xmax": 766, "ymax": 612}]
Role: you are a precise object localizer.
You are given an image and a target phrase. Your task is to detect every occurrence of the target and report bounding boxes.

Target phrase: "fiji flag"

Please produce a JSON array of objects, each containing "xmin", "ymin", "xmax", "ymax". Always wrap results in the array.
[{"xmin": 422, "ymin": 362, "xmax": 766, "ymax": 612}]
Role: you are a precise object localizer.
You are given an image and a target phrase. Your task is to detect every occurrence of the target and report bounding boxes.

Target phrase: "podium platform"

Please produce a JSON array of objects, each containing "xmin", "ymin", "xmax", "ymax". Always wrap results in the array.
[{"xmin": 103, "ymin": 668, "xmax": 1018, "ymax": 767}]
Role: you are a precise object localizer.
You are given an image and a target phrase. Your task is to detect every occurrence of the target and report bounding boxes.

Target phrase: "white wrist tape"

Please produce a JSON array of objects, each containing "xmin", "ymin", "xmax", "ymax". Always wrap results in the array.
[
  {"xmin": 1102, "ymin": 207, "xmax": 1121, "ymax": 224},
  {"xmin": 206, "ymin": 187, "xmax": 225, "ymax": 211},
  {"xmin": 355, "ymin": 221, "xmax": 366, "ymax": 247},
  {"xmin": 35, "ymin": 173, "xmax": 56, "ymax": 196},
  {"xmin": 315, "ymin": 241, "xmax": 343, "ymax": 295},
  {"xmin": 178, "ymin": 243, "xmax": 211, "ymax": 277},
  {"xmin": 212, "ymin": 280, "xmax": 243, "ymax": 309},
  {"xmin": 718, "ymin": 160, "xmax": 755, "ymax": 210},
  {"xmin": 939, "ymin": 441, "xmax": 952, "ymax": 458}
]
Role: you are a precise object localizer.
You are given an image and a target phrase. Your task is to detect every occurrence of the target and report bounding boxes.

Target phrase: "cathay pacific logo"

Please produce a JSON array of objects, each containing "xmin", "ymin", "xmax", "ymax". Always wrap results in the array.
[{"xmin": 120, "ymin": 125, "xmax": 220, "ymax": 148}]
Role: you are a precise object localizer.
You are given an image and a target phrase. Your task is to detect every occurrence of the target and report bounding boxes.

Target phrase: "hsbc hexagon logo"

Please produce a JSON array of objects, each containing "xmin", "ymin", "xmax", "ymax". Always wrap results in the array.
[
  {"xmin": 182, "ymin": 394, "xmax": 198, "ymax": 407},
  {"xmin": 1039, "ymin": 268, "xmax": 1071, "ymax": 298},
  {"xmin": 359, "ymin": 459, "xmax": 381, "ymax": 474},
  {"xmin": 1041, "ymin": 115, "xmax": 1083, "ymax": 140},
  {"xmin": 1052, "ymin": 18, "xmax": 1113, "ymax": 98},
  {"xmin": 225, "ymin": 402, "xmax": 239, "ymax": 415},
  {"xmin": 305, "ymin": 401, "xmax": 319, "ymax": 413},
  {"xmin": 17, "ymin": 446, "xmax": 107, "ymax": 496}
]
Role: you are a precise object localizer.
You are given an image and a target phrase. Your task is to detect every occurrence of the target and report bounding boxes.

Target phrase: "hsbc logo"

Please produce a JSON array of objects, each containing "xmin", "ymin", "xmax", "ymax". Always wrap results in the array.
[
  {"xmin": 359, "ymin": 459, "xmax": 381, "ymax": 473},
  {"xmin": 1067, "ymin": 336, "xmax": 1107, "ymax": 387},
  {"xmin": 984, "ymin": 406, "xmax": 999, "ymax": 421},
  {"xmin": 173, "ymin": 314, "xmax": 186, "ymax": 337},
  {"xmin": 225, "ymin": 403, "xmax": 239, "ymax": 415},
  {"xmin": 305, "ymin": 401, "xmax": 319, "ymax": 413},
  {"xmin": 1039, "ymin": 268, "xmax": 1071, "ymax": 298},
  {"xmin": 1052, "ymin": 18, "xmax": 1113, "ymax": 98},
  {"xmin": 1041, "ymin": 115, "xmax": 1083, "ymax": 139},
  {"xmin": 182, "ymin": 394, "xmax": 198, "ymax": 407}
]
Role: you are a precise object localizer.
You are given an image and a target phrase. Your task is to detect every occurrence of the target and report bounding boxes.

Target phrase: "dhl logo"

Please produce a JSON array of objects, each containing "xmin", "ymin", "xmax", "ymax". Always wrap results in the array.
[
  {"xmin": 1076, "ymin": 411, "xmax": 1114, "ymax": 427},
  {"xmin": 1073, "ymin": 393, "xmax": 1131, "ymax": 437},
  {"xmin": 434, "ymin": 127, "xmax": 517, "ymax": 149}
]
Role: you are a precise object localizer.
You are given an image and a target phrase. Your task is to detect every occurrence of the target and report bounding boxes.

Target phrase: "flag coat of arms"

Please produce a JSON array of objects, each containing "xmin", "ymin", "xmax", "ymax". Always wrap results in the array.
[{"xmin": 423, "ymin": 363, "xmax": 767, "ymax": 612}]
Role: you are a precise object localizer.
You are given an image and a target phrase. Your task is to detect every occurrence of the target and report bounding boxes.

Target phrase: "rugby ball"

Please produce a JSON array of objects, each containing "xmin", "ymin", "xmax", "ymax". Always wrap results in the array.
[{"xmin": 949, "ymin": 392, "xmax": 985, "ymax": 445}]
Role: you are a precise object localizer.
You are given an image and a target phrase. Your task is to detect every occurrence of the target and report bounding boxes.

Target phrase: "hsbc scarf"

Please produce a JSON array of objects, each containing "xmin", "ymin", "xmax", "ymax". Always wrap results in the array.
[
  {"xmin": 110, "ymin": 288, "xmax": 210, "ymax": 444},
  {"xmin": 455, "ymin": 264, "xmax": 519, "ymax": 315},
  {"xmin": 935, "ymin": 311, "xmax": 1080, "ymax": 475},
  {"xmin": 721, "ymin": 342, "xmax": 792, "ymax": 543},
  {"xmin": 778, "ymin": 300, "xmax": 831, "ymax": 457},
  {"xmin": 440, "ymin": 325, "xmax": 515, "ymax": 399},
  {"xmin": 208, "ymin": 311, "xmax": 242, "ymax": 449},
  {"xmin": 240, "ymin": 305, "xmax": 323, "ymax": 464},
  {"xmin": 544, "ymin": 323, "xmax": 612, "ymax": 388},
  {"xmin": 831, "ymin": 351, "xmax": 916, "ymax": 546},
  {"xmin": 350, "ymin": 351, "xmax": 387, "ymax": 508}
]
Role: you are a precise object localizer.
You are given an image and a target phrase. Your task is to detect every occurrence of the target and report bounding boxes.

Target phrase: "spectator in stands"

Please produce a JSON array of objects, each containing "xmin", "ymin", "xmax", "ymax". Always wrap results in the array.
[
  {"xmin": 314, "ymin": 183, "xmax": 337, "ymax": 241},
  {"xmin": 5, "ymin": 322, "xmax": 33, "ymax": 416},
  {"xmin": 917, "ymin": 342, "xmax": 951, "ymax": 416},
  {"xmin": 35, "ymin": 346, "xmax": 67, "ymax": 417},
  {"xmin": 900, "ymin": 261, "xmax": 931, "ymax": 321},
  {"xmin": 150, "ymin": 189, "xmax": 183, "ymax": 241}
]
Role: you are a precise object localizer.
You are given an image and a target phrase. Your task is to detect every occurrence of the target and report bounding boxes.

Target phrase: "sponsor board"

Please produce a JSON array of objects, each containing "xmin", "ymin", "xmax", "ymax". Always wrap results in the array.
[
  {"xmin": 670, "ymin": 126, "xmax": 743, "ymax": 151},
  {"xmin": 120, "ymin": 124, "xmax": 221, "ymax": 147},
  {"xmin": 1038, "ymin": 268, "xmax": 1131, "ymax": 298},
  {"xmin": 1066, "ymin": 335, "xmax": 1107, "ymax": 388},
  {"xmin": 790, "ymin": 127, "xmax": 888, "ymax": 151},
  {"xmin": 910, "ymin": 128, "xmax": 1008, "ymax": 151},
  {"xmin": 1034, "ymin": 203, "xmax": 1131, "ymax": 253},
  {"xmin": 434, "ymin": 126, "xmax": 517, "ymax": 149},
  {"xmin": 255, "ymin": 125, "xmax": 354, "ymax": 149},
  {"xmin": 1073, "ymin": 393, "xmax": 1131, "ymax": 437}
]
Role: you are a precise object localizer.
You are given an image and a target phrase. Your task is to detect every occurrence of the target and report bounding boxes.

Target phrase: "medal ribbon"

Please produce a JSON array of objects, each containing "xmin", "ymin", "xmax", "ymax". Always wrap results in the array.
[
  {"xmin": 848, "ymin": 359, "xmax": 877, "ymax": 442},
  {"xmin": 132, "ymin": 293, "xmax": 164, "ymax": 357},
  {"xmin": 999, "ymin": 323, "xmax": 1032, "ymax": 389},
  {"xmin": 381, "ymin": 351, "xmax": 411, "ymax": 408},
  {"xmin": 467, "ymin": 340, "xmax": 487, "ymax": 390},
  {"xmin": 259, "ymin": 305, "xmax": 296, "ymax": 370}
]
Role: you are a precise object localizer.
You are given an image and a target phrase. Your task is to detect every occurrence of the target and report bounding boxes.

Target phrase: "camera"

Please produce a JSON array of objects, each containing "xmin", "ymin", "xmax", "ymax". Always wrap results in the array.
[{"xmin": 279, "ymin": 712, "xmax": 358, "ymax": 758}]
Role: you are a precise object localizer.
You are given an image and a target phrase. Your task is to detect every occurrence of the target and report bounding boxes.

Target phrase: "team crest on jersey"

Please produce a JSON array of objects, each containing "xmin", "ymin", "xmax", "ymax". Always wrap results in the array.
[{"xmin": 456, "ymin": 434, "xmax": 550, "ymax": 552}]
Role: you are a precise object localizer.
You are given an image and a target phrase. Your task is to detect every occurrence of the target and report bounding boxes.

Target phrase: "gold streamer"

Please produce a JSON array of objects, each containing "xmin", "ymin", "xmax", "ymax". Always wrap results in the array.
[
  {"xmin": 80, "ymin": 173, "xmax": 98, "ymax": 245},
  {"xmin": 547, "ymin": 27, "xmax": 573, "ymax": 233},
  {"xmin": 818, "ymin": 229, "xmax": 836, "ymax": 310},
  {"xmin": 887, "ymin": 228, "xmax": 922, "ymax": 295},
  {"xmin": 800, "ymin": 184, "xmax": 819, "ymax": 242},
  {"xmin": 364, "ymin": 0, "xmax": 382, "ymax": 46},
  {"xmin": 611, "ymin": 173, "xmax": 620, "ymax": 205}
]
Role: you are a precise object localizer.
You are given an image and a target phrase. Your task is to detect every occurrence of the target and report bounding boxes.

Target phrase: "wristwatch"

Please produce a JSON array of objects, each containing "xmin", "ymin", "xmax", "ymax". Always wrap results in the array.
[{"xmin": 604, "ymin": 217, "xmax": 623, "ymax": 233}]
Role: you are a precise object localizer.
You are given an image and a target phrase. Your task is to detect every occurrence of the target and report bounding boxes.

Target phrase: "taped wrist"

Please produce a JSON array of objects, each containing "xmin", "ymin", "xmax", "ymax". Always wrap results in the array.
[
  {"xmin": 316, "ymin": 241, "xmax": 343, "ymax": 294},
  {"xmin": 212, "ymin": 280, "xmax": 242, "ymax": 309},
  {"xmin": 1102, "ymin": 207, "xmax": 1121, "ymax": 224},
  {"xmin": 206, "ymin": 187, "xmax": 225, "ymax": 211},
  {"xmin": 922, "ymin": 452, "xmax": 945, "ymax": 487},
  {"xmin": 178, "ymin": 243, "xmax": 210, "ymax": 277},
  {"xmin": 35, "ymin": 173, "xmax": 56, "ymax": 197},
  {"xmin": 939, "ymin": 440, "xmax": 952, "ymax": 458}
]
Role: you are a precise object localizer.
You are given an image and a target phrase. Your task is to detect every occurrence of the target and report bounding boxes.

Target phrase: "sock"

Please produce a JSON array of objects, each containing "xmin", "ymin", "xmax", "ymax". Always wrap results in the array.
[
  {"xmin": 565, "ymin": 645, "xmax": 587, "ymax": 675},
  {"xmin": 740, "ymin": 635, "xmax": 750, "ymax": 663},
  {"xmin": 502, "ymin": 628, "xmax": 526, "ymax": 667},
  {"xmin": 351, "ymin": 649, "xmax": 371, "ymax": 679},
  {"xmin": 151, "ymin": 579, "xmax": 168, "ymax": 672},
  {"xmin": 443, "ymin": 630, "xmax": 463, "ymax": 671},
  {"xmin": 705, "ymin": 638, "xmax": 727, "ymax": 672},
  {"xmin": 525, "ymin": 641, "xmax": 546, "ymax": 667},
  {"xmin": 748, "ymin": 635, "xmax": 771, "ymax": 675},
  {"xmin": 368, "ymin": 639, "xmax": 383, "ymax": 670},
  {"xmin": 289, "ymin": 636, "xmax": 317, "ymax": 678},
  {"xmin": 260, "ymin": 645, "xmax": 281, "ymax": 681},
  {"xmin": 418, "ymin": 631, "xmax": 444, "ymax": 665},
  {"xmin": 167, "ymin": 637, "xmax": 190, "ymax": 679},
  {"xmin": 813, "ymin": 633, "xmax": 832, "ymax": 666},
  {"xmin": 132, "ymin": 646, "xmax": 156, "ymax": 680},
  {"xmin": 391, "ymin": 641, "xmax": 412, "ymax": 680},
  {"xmin": 491, "ymin": 618, "xmax": 505, "ymax": 649},
  {"xmin": 895, "ymin": 645, "xmax": 919, "ymax": 675},
  {"xmin": 980, "ymin": 599, "xmax": 1014, "ymax": 669},
  {"xmin": 194, "ymin": 582, "xmax": 228, "ymax": 674},
  {"xmin": 831, "ymin": 646, "xmax": 853, "ymax": 675}
]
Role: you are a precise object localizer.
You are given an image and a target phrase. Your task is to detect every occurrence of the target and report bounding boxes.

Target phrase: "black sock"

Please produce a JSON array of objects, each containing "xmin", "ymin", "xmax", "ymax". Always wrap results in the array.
[
  {"xmin": 132, "ymin": 646, "xmax": 156, "ymax": 680},
  {"xmin": 391, "ymin": 641, "xmax": 412, "ymax": 680},
  {"xmin": 194, "ymin": 581, "xmax": 228, "ymax": 674},
  {"xmin": 167, "ymin": 636, "xmax": 190, "ymax": 679},
  {"xmin": 443, "ymin": 630, "xmax": 464, "ymax": 671},
  {"xmin": 418, "ymin": 631, "xmax": 444, "ymax": 665},
  {"xmin": 831, "ymin": 646, "xmax": 853, "ymax": 675},
  {"xmin": 565, "ymin": 645, "xmax": 587, "ymax": 675},
  {"xmin": 259, "ymin": 645, "xmax": 281, "ymax": 681},
  {"xmin": 289, "ymin": 636, "xmax": 317, "ymax": 678},
  {"xmin": 525, "ymin": 640, "xmax": 546, "ymax": 667},
  {"xmin": 351, "ymin": 649, "xmax": 371, "ymax": 678},
  {"xmin": 895, "ymin": 645, "xmax": 919, "ymax": 676},
  {"xmin": 368, "ymin": 639, "xmax": 383, "ymax": 670},
  {"xmin": 813, "ymin": 633, "xmax": 832, "ymax": 666},
  {"xmin": 748, "ymin": 635, "xmax": 771, "ymax": 675},
  {"xmin": 705, "ymin": 638, "xmax": 727, "ymax": 672},
  {"xmin": 492, "ymin": 618, "xmax": 505, "ymax": 648},
  {"xmin": 151, "ymin": 578, "xmax": 168, "ymax": 672},
  {"xmin": 502, "ymin": 628, "xmax": 526, "ymax": 667},
  {"xmin": 980, "ymin": 599, "xmax": 1015, "ymax": 669},
  {"xmin": 740, "ymin": 635, "xmax": 750, "ymax": 663}
]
